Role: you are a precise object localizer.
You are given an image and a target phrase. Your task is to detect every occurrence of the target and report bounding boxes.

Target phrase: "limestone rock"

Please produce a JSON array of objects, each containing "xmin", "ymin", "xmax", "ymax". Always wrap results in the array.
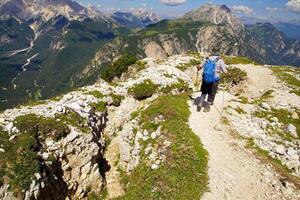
[{"xmin": 286, "ymin": 124, "xmax": 298, "ymax": 138}]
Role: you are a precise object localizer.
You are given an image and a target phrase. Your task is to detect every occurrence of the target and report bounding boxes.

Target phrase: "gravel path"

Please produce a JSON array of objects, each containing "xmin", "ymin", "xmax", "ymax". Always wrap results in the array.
[
  {"xmin": 105, "ymin": 136, "xmax": 125, "ymax": 199},
  {"xmin": 189, "ymin": 92, "xmax": 299, "ymax": 200}
]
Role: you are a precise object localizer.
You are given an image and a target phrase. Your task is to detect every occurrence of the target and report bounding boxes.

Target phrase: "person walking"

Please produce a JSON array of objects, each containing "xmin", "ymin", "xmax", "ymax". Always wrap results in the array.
[{"xmin": 197, "ymin": 54, "xmax": 227, "ymax": 112}]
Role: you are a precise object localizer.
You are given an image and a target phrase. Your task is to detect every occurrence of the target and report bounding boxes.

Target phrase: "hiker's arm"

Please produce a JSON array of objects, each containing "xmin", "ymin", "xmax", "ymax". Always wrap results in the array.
[{"xmin": 197, "ymin": 61, "xmax": 206, "ymax": 71}]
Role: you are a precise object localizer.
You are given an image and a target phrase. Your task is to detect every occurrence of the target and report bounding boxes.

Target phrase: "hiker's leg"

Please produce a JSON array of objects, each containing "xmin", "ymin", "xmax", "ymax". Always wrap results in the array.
[
  {"xmin": 199, "ymin": 93, "xmax": 207, "ymax": 106},
  {"xmin": 208, "ymin": 81, "xmax": 219, "ymax": 105}
]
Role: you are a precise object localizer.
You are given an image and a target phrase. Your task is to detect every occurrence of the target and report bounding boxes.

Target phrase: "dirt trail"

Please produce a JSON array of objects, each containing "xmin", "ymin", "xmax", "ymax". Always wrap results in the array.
[
  {"xmin": 105, "ymin": 136, "xmax": 125, "ymax": 199},
  {"xmin": 189, "ymin": 92, "xmax": 297, "ymax": 200}
]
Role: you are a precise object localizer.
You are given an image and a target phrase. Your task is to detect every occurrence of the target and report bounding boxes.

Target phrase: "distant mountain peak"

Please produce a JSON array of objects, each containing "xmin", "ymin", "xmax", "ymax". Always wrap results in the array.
[
  {"xmin": 112, "ymin": 8, "xmax": 159, "ymax": 27},
  {"xmin": 183, "ymin": 4, "xmax": 244, "ymax": 32},
  {"xmin": 0, "ymin": 0, "xmax": 110, "ymax": 22}
]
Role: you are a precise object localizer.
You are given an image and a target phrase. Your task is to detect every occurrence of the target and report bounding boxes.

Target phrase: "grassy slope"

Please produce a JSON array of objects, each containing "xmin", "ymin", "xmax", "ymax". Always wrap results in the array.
[{"xmin": 117, "ymin": 95, "xmax": 208, "ymax": 200}]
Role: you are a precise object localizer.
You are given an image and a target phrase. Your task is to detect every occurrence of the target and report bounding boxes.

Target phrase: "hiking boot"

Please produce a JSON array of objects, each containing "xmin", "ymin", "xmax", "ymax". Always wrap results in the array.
[
  {"xmin": 203, "ymin": 106, "xmax": 211, "ymax": 113},
  {"xmin": 197, "ymin": 106, "xmax": 202, "ymax": 112}
]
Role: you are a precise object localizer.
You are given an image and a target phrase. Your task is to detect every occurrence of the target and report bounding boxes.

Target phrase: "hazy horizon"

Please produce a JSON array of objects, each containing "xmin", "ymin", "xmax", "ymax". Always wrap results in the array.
[{"xmin": 77, "ymin": 0, "xmax": 300, "ymax": 21}]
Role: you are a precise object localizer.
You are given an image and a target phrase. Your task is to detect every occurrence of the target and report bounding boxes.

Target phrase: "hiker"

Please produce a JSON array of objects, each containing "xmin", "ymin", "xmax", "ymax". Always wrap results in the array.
[{"xmin": 197, "ymin": 54, "xmax": 227, "ymax": 112}]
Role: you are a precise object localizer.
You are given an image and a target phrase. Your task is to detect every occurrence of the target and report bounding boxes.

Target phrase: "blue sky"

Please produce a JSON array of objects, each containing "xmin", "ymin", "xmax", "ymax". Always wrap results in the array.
[{"xmin": 78, "ymin": 0, "xmax": 300, "ymax": 21}]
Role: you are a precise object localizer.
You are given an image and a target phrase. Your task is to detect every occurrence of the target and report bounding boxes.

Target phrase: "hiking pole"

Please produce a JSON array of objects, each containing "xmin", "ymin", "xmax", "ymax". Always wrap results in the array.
[{"xmin": 191, "ymin": 69, "xmax": 200, "ymax": 100}]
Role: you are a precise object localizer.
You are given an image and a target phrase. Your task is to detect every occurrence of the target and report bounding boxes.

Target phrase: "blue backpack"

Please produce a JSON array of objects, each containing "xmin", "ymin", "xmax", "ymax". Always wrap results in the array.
[{"xmin": 203, "ymin": 59, "xmax": 219, "ymax": 84}]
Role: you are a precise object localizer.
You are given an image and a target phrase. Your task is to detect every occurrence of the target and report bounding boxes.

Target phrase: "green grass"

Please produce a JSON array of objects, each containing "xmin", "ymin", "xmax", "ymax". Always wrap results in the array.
[
  {"xmin": 86, "ymin": 90, "xmax": 105, "ymax": 99},
  {"xmin": 90, "ymin": 101, "xmax": 108, "ymax": 112},
  {"xmin": 221, "ymin": 67, "xmax": 247, "ymax": 89},
  {"xmin": 223, "ymin": 56, "xmax": 259, "ymax": 65},
  {"xmin": 234, "ymin": 106, "xmax": 246, "ymax": 114},
  {"xmin": 253, "ymin": 108, "xmax": 300, "ymax": 139},
  {"xmin": 271, "ymin": 67, "xmax": 300, "ymax": 97},
  {"xmin": 176, "ymin": 59, "xmax": 201, "ymax": 71},
  {"xmin": 101, "ymin": 54, "xmax": 137, "ymax": 82},
  {"xmin": 129, "ymin": 80, "xmax": 158, "ymax": 100},
  {"xmin": 88, "ymin": 189, "xmax": 108, "ymax": 200},
  {"xmin": 55, "ymin": 111, "xmax": 90, "ymax": 133},
  {"xmin": 188, "ymin": 52, "xmax": 203, "ymax": 60},
  {"xmin": 0, "ymin": 114, "xmax": 70, "ymax": 197},
  {"xmin": 117, "ymin": 95, "xmax": 208, "ymax": 200},
  {"xmin": 134, "ymin": 61, "xmax": 148, "ymax": 72},
  {"xmin": 253, "ymin": 90, "xmax": 274, "ymax": 105},
  {"xmin": 109, "ymin": 93, "xmax": 125, "ymax": 107},
  {"xmin": 160, "ymin": 79, "xmax": 191, "ymax": 94}
]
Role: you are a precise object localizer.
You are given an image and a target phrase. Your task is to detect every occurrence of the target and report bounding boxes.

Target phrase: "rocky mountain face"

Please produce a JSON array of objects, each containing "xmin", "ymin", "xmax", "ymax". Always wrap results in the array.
[
  {"xmin": 112, "ymin": 9, "xmax": 159, "ymax": 27},
  {"xmin": 1, "ymin": 2, "xmax": 300, "ymax": 112},
  {"xmin": 0, "ymin": 0, "xmax": 110, "ymax": 23},
  {"xmin": 95, "ymin": 4, "xmax": 300, "ymax": 67},
  {"xmin": 0, "ymin": 0, "xmax": 117, "ymax": 111}
]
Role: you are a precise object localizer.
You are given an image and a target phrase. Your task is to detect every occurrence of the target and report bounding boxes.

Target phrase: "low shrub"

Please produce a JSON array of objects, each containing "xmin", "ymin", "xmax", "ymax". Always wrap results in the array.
[
  {"xmin": 109, "ymin": 93, "xmax": 125, "ymax": 107},
  {"xmin": 221, "ymin": 67, "xmax": 247, "ymax": 89},
  {"xmin": 90, "ymin": 101, "xmax": 107, "ymax": 112},
  {"xmin": 101, "ymin": 54, "xmax": 137, "ymax": 82},
  {"xmin": 129, "ymin": 79, "xmax": 158, "ymax": 100},
  {"xmin": 86, "ymin": 90, "xmax": 105, "ymax": 99},
  {"xmin": 223, "ymin": 56, "xmax": 259, "ymax": 65},
  {"xmin": 176, "ymin": 59, "xmax": 201, "ymax": 71}
]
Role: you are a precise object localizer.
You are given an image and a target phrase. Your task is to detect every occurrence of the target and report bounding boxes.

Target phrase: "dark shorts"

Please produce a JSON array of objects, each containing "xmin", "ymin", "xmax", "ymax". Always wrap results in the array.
[{"xmin": 200, "ymin": 80, "xmax": 219, "ymax": 103}]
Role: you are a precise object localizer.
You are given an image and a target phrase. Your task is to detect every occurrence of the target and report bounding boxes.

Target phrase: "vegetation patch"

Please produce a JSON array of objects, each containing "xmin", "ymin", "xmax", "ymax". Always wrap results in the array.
[
  {"xmin": 55, "ymin": 110, "xmax": 90, "ymax": 133},
  {"xmin": 86, "ymin": 90, "xmax": 105, "ymax": 99},
  {"xmin": 117, "ymin": 95, "xmax": 208, "ymax": 200},
  {"xmin": 253, "ymin": 108, "xmax": 300, "ymax": 138},
  {"xmin": 271, "ymin": 67, "xmax": 300, "ymax": 97},
  {"xmin": 176, "ymin": 59, "xmax": 201, "ymax": 71},
  {"xmin": 160, "ymin": 79, "xmax": 191, "ymax": 94},
  {"xmin": 220, "ymin": 67, "xmax": 247, "ymax": 89},
  {"xmin": 234, "ymin": 106, "xmax": 246, "ymax": 115},
  {"xmin": 101, "ymin": 54, "xmax": 137, "ymax": 82},
  {"xmin": 109, "ymin": 93, "xmax": 125, "ymax": 107},
  {"xmin": 0, "ymin": 114, "xmax": 70, "ymax": 197},
  {"xmin": 88, "ymin": 188, "xmax": 108, "ymax": 200},
  {"xmin": 252, "ymin": 90, "xmax": 274, "ymax": 105},
  {"xmin": 134, "ymin": 61, "xmax": 147, "ymax": 72},
  {"xmin": 223, "ymin": 56, "xmax": 259, "ymax": 65},
  {"xmin": 129, "ymin": 80, "xmax": 158, "ymax": 100},
  {"xmin": 90, "ymin": 101, "xmax": 108, "ymax": 112},
  {"xmin": 188, "ymin": 52, "xmax": 203, "ymax": 60}
]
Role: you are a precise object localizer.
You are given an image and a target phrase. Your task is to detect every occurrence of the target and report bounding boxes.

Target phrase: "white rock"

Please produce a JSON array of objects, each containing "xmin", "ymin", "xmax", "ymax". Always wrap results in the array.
[
  {"xmin": 214, "ymin": 124, "xmax": 223, "ymax": 131},
  {"xmin": 151, "ymin": 164, "xmax": 159, "ymax": 170},
  {"xmin": 5, "ymin": 122, "xmax": 13, "ymax": 132},
  {"xmin": 56, "ymin": 106, "xmax": 64, "ymax": 112},
  {"xmin": 292, "ymin": 112, "xmax": 299, "ymax": 120},
  {"xmin": 261, "ymin": 103, "xmax": 271, "ymax": 110},
  {"xmin": 42, "ymin": 152, "xmax": 49, "ymax": 160},
  {"xmin": 65, "ymin": 131, "xmax": 79, "ymax": 143},
  {"xmin": 151, "ymin": 132, "xmax": 157, "ymax": 139},
  {"xmin": 286, "ymin": 124, "xmax": 298, "ymax": 138},
  {"xmin": 0, "ymin": 148, "xmax": 5, "ymax": 153},
  {"xmin": 270, "ymin": 117, "xmax": 278, "ymax": 123},
  {"xmin": 35, "ymin": 173, "xmax": 41, "ymax": 180},
  {"xmin": 9, "ymin": 134, "xmax": 16, "ymax": 141},
  {"xmin": 274, "ymin": 145, "xmax": 286, "ymax": 155},
  {"xmin": 46, "ymin": 140, "xmax": 55, "ymax": 147},
  {"xmin": 143, "ymin": 136, "xmax": 149, "ymax": 141}
]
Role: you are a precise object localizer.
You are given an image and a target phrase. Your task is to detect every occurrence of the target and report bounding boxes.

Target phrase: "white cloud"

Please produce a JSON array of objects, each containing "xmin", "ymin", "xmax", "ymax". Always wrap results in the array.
[
  {"xmin": 266, "ymin": 7, "xmax": 279, "ymax": 13},
  {"xmin": 160, "ymin": 0, "xmax": 186, "ymax": 6},
  {"xmin": 287, "ymin": 0, "xmax": 300, "ymax": 13},
  {"xmin": 232, "ymin": 5, "xmax": 253, "ymax": 15}
]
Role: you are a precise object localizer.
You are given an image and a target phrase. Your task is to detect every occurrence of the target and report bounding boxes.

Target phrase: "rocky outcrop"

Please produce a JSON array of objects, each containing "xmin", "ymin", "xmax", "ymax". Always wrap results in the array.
[{"xmin": 183, "ymin": 4, "xmax": 245, "ymax": 33}]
